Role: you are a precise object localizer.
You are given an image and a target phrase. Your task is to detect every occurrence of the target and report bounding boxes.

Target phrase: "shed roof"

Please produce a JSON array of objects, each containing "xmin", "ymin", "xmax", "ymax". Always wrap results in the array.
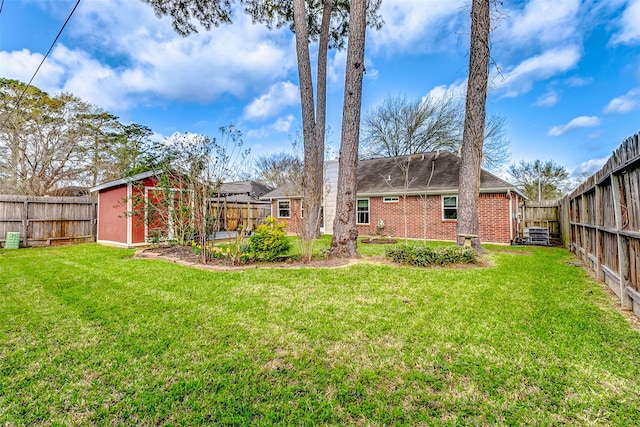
[{"xmin": 89, "ymin": 171, "xmax": 158, "ymax": 193}]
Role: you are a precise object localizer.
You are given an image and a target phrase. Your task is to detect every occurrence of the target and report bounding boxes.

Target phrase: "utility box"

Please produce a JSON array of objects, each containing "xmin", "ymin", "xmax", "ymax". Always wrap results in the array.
[
  {"xmin": 5, "ymin": 232, "xmax": 20, "ymax": 249},
  {"xmin": 523, "ymin": 227, "xmax": 549, "ymax": 245}
]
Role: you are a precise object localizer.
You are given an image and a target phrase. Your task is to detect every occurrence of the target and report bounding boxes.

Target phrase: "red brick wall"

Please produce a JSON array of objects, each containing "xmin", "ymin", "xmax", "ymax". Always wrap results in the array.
[
  {"xmin": 355, "ymin": 193, "xmax": 514, "ymax": 244},
  {"xmin": 270, "ymin": 198, "xmax": 303, "ymax": 235},
  {"xmin": 272, "ymin": 193, "xmax": 515, "ymax": 244}
]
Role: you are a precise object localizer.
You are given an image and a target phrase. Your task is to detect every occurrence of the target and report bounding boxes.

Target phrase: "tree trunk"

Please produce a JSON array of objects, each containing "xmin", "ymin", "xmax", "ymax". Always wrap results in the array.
[
  {"xmin": 311, "ymin": 0, "xmax": 333, "ymax": 234},
  {"xmin": 457, "ymin": 0, "xmax": 490, "ymax": 253},
  {"xmin": 329, "ymin": 0, "xmax": 367, "ymax": 258},
  {"xmin": 293, "ymin": 0, "xmax": 321, "ymax": 261}
]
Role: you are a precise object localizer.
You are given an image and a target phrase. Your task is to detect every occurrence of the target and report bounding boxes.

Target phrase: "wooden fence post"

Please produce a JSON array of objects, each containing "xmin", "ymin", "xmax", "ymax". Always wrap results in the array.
[{"xmin": 22, "ymin": 200, "xmax": 29, "ymax": 248}]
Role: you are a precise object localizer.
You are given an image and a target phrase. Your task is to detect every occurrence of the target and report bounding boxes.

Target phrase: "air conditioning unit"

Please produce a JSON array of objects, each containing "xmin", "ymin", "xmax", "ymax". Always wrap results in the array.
[{"xmin": 523, "ymin": 227, "xmax": 549, "ymax": 245}]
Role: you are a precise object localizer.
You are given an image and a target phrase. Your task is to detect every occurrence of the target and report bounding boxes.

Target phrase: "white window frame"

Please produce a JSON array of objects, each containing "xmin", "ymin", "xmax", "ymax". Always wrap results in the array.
[
  {"xmin": 356, "ymin": 198, "xmax": 370, "ymax": 225},
  {"xmin": 277, "ymin": 199, "xmax": 291, "ymax": 218},
  {"xmin": 442, "ymin": 195, "xmax": 458, "ymax": 220},
  {"xmin": 383, "ymin": 196, "xmax": 399, "ymax": 203}
]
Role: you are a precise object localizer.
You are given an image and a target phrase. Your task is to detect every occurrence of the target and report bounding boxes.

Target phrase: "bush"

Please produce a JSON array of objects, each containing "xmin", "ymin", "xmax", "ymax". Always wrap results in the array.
[
  {"xmin": 249, "ymin": 216, "xmax": 291, "ymax": 261},
  {"xmin": 385, "ymin": 244, "xmax": 478, "ymax": 267}
]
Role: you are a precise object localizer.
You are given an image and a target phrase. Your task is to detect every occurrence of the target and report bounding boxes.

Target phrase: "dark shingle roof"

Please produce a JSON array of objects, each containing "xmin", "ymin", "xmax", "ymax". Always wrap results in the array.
[
  {"xmin": 218, "ymin": 180, "xmax": 273, "ymax": 198},
  {"xmin": 357, "ymin": 151, "xmax": 516, "ymax": 195},
  {"xmin": 261, "ymin": 151, "xmax": 519, "ymax": 198},
  {"xmin": 260, "ymin": 181, "xmax": 302, "ymax": 199}
]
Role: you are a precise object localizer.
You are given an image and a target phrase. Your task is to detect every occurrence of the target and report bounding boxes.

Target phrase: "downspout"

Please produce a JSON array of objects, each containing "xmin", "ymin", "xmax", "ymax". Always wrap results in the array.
[{"xmin": 507, "ymin": 189, "xmax": 513, "ymax": 243}]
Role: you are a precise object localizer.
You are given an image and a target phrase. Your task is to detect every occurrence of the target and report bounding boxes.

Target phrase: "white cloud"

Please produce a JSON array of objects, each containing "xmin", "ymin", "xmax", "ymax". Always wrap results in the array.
[
  {"xmin": 548, "ymin": 116, "xmax": 600, "ymax": 136},
  {"xmin": 604, "ymin": 88, "xmax": 640, "ymax": 113},
  {"xmin": 243, "ymin": 82, "xmax": 299, "ymax": 121},
  {"xmin": 504, "ymin": 0, "xmax": 581, "ymax": 47},
  {"xmin": 423, "ymin": 80, "xmax": 467, "ymax": 104},
  {"xmin": 611, "ymin": 0, "xmax": 640, "ymax": 45},
  {"xmin": 0, "ymin": 49, "xmax": 65, "ymax": 93},
  {"xmin": 565, "ymin": 76, "xmax": 592, "ymax": 87},
  {"xmin": 495, "ymin": 46, "xmax": 581, "ymax": 97},
  {"xmin": 0, "ymin": 0, "xmax": 297, "ymax": 112},
  {"xmin": 272, "ymin": 115, "xmax": 295, "ymax": 132},
  {"xmin": 370, "ymin": 0, "xmax": 466, "ymax": 54},
  {"xmin": 534, "ymin": 90, "xmax": 558, "ymax": 107},
  {"xmin": 246, "ymin": 115, "xmax": 295, "ymax": 139},
  {"xmin": 570, "ymin": 156, "xmax": 608, "ymax": 178}
]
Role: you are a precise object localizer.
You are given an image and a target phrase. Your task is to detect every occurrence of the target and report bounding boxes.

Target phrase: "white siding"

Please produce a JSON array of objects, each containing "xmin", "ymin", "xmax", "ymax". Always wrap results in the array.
[{"xmin": 322, "ymin": 159, "xmax": 339, "ymax": 234}]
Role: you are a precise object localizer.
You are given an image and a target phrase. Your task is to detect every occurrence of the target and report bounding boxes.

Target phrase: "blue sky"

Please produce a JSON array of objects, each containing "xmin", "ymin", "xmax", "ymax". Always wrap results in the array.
[{"xmin": 1, "ymin": 0, "xmax": 640, "ymax": 182}]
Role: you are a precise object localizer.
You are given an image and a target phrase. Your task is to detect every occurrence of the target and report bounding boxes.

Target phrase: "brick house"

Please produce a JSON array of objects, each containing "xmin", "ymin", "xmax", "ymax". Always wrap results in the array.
[{"xmin": 261, "ymin": 151, "xmax": 524, "ymax": 244}]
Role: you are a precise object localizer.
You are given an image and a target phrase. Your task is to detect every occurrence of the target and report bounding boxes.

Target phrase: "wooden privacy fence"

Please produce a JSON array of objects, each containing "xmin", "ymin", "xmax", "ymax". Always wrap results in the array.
[
  {"xmin": 519, "ymin": 199, "xmax": 560, "ymax": 241},
  {"xmin": 0, "ymin": 195, "xmax": 97, "ymax": 248},
  {"xmin": 561, "ymin": 132, "xmax": 640, "ymax": 318}
]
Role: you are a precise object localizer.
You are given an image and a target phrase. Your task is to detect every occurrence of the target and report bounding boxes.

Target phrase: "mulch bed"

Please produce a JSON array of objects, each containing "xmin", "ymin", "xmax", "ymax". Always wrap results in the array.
[{"xmin": 135, "ymin": 245, "xmax": 354, "ymax": 271}]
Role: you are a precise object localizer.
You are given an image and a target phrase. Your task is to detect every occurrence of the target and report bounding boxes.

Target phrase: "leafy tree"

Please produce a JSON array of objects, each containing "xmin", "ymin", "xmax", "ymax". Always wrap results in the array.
[
  {"xmin": 360, "ymin": 93, "xmax": 511, "ymax": 172},
  {"xmin": 0, "ymin": 78, "xmax": 159, "ymax": 194},
  {"xmin": 507, "ymin": 159, "xmax": 569, "ymax": 201},
  {"xmin": 254, "ymin": 152, "xmax": 303, "ymax": 188},
  {"xmin": 117, "ymin": 123, "xmax": 155, "ymax": 177},
  {"xmin": 329, "ymin": 0, "xmax": 367, "ymax": 258},
  {"xmin": 457, "ymin": 0, "xmax": 491, "ymax": 252},
  {"xmin": 77, "ymin": 108, "xmax": 123, "ymax": 187},
  {"xmin": 0, "ymin": 79, "xmax": 90, "ymax": 195}
]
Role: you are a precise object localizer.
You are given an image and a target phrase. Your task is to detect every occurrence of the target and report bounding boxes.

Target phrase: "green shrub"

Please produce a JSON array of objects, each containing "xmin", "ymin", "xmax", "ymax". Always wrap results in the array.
[
  {"xmin": 385, "ymin": 244, "xmax": 478, "ymax": 267},
  {"xmin": 249, "ymin": 216, "xmax": 291, "ymax": 261}
]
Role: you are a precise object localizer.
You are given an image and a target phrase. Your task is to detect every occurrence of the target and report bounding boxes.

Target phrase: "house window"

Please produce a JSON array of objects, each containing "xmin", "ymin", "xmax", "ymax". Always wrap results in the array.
[
  {"xmin": 383, "ymin": 196, "xmax": 399, "ymax": 203},
  {"xmin": 278, "ymin": 200, "xmax": 290, "ymax": 218},
  {"xmin": 357, "ymin": 199, "xmax": 369, "ymax": 224},
  {"xmin": 443, "ymin": 196, "xmax": 457, "ymax": 220}
]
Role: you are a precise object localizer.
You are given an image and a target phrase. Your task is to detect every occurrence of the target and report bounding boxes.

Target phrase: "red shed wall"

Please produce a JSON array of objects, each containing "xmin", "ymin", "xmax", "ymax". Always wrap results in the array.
[
  {"xmin": 130, "ymin": 177, "xmax": 163, "ymax": 244},
  {"xmin": 97, "ymin": 185, "xmax": 128, "ymax": 244}
]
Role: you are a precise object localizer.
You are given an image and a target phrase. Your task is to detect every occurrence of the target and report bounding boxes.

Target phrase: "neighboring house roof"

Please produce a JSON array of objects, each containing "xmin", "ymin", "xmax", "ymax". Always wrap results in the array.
[
  {"xmin": 357, "ymin": 151, "xmax": 519, "ymax": 196},
  {"xmin": 260, "ymin": 180, "xmax": 303, "ymax": 200},
  {"xmin": 261, "ymin": 151, "xmax": 522, "ymax": 199},
  {"xmin": 217, "ymin": 180, "xmax": 273, "ymax": 198}
]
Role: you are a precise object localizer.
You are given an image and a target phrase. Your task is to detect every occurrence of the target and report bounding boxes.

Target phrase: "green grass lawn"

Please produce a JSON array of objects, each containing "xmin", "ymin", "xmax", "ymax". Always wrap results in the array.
[{"xmin": 1, "ymin": 242, "xmax": 639, "ymax": 425}]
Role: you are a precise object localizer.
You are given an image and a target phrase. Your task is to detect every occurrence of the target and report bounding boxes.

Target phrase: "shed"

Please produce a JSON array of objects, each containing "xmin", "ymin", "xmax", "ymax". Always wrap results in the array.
[{"xmin": 90, "ymin": 171, "xmax": 189, "ymax": 247}]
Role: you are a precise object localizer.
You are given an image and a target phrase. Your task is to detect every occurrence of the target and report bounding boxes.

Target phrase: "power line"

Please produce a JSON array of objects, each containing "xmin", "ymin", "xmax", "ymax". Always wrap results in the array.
[
  {"xmin": 0, "ymin": 0, "xmax": 82, "ymax": 131},
  {"xmin": 0, "ymin": 0, "xmax": 5, "ymax": 17}
]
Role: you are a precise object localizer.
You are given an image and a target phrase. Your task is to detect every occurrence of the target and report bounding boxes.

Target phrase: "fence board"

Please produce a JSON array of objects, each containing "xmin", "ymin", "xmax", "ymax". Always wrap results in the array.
[
  {"xmin": 0, "ymin": 195, "xmax": 96, "ymax": 248},
  {"xmin": 562, "ymin": 131, "xmax": 640, "ymax": 317},
  {"xmin": 519, "ymin": 200, "xmax": 560, "ymax": 241}
]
